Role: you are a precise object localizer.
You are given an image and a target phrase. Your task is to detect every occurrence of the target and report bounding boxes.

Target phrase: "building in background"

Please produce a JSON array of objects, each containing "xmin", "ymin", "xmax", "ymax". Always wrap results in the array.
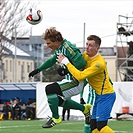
[
  {"xmin": 4, "ymin": 35, "xmax": 132, "ymax": 83},
  {"xmin": 2, "ymin": 43, "xmax": 34, "ymax": 83},
  {"xmin": 2, "ymin": 35, "xmax": 117, "ymax": 83},
  {"xmin": 12, "ymin": 36, "xmax": 117, "ymax": 82}
]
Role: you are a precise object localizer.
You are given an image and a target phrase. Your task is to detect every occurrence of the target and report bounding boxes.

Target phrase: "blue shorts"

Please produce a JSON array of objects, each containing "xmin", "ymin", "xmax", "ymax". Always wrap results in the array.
[{"xmin": 91, "ymin": 92, "xmax": 116, "ymax": 121}]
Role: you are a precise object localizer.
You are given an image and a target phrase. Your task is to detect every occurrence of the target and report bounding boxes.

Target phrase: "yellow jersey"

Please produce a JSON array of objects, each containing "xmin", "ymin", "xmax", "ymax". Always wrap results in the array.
[{"xmin": 66, "ymin": 51, "xmax": 115, "ymax": 95}]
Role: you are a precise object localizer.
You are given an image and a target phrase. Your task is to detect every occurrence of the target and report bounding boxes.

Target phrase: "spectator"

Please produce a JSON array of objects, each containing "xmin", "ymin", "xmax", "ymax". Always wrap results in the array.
[
  {"xmin": 0, "ymin": 102, "xmax": 12, "ymax": 120},
  {"xmin": 12, "ymin": 99, "xmax": 21, "ymax": 120},
  {"xmin": 21, "ymin": 102, "xmax": 36, "ymax": 120},
  {"xmin": 25, "ymin": 106, "xmax": 36, "ymax": 120},
  {"xmin": 62, "ymin": 107, "xmax": 70, "ymax": 121}
]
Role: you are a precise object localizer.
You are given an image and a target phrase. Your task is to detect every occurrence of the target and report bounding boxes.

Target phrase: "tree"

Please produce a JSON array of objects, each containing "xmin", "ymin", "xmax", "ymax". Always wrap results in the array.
[{"xmin": 0, "ymin": 0, "xmax": 39, "ymax": 82}]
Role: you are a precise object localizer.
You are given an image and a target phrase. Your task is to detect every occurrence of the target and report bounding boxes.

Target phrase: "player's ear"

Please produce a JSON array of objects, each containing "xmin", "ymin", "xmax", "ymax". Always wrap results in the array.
[{"xmin": 96, "ymin": 45, "xmax": 100, "ymax": 52}]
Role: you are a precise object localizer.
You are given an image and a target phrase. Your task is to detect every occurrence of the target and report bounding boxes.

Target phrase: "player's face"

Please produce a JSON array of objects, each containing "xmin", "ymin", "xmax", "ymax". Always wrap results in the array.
[
  {"xmin": 86, "ymin": 40, "xmax": 99, "ymax": 57},
  {"xmin": 45, "ymin": 39, "xmax": 60, "ymax": 50}
]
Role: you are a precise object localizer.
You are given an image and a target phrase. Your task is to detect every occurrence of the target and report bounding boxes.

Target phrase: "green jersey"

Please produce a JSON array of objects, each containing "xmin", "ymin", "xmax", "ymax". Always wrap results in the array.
[{"xmin": 38, "ymin": 39, "xmax": 86, "ymax": 74}]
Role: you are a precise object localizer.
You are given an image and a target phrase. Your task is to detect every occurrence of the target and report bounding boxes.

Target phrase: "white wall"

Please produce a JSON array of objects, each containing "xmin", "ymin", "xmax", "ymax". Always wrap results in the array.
[
  {"xmin": 111, "ymin": 82, "xmax": 133, "ymax": 117},
  {"xmin": 36, "ymin": 82, "xmax": 133, "ymax": 119}
]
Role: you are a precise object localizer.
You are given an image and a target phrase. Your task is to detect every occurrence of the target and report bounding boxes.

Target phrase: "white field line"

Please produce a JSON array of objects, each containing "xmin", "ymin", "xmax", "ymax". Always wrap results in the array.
[
  {"xmin": 0, "ymin": 122, "xmax": 79, "ymax": 129},
  {"xmin": 0, "ymin": 123, "xmax": 132, "ymax": 133},
  {"xmin": 0, "ymin": 125, "xmax": 39, "ymax": 129}
]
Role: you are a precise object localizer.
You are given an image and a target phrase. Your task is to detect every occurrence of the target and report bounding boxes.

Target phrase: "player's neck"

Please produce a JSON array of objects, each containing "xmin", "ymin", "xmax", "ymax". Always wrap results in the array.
[{"xmin": 88, "ymin": 52, "xmax": 99, "ymax": 59}]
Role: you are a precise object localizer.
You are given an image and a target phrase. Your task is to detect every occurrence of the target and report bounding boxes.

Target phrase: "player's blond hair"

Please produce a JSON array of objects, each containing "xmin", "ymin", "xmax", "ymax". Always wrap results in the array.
[{"xmin": 42, "ymin": 27, "xmax": 63, "ymax": 42}]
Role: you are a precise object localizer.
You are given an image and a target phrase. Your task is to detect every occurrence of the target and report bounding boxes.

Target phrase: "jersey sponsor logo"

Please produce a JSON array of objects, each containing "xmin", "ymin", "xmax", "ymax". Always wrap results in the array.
[{"xmin": 95, "ymin": 63, "xmax": 100, "ymax": 68}]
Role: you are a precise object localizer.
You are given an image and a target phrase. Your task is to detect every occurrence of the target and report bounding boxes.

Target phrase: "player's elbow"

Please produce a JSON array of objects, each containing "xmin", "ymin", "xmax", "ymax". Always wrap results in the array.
[{"xmin": 75, "ymin": 75, "xmax": 86, "ymax": 81}]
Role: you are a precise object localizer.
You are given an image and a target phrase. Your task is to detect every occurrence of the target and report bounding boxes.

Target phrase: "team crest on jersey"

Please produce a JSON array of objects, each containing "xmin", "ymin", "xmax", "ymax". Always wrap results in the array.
[{"xmin": 95, "ymin": 63, "xmax": 100, "ymax": 68}]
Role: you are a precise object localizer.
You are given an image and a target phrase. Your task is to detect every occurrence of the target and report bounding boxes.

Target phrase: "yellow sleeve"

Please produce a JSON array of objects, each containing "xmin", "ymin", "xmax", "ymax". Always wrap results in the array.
[{"xmin": 66, "ymin": 61, "xmax": 103, "ymax": 81}]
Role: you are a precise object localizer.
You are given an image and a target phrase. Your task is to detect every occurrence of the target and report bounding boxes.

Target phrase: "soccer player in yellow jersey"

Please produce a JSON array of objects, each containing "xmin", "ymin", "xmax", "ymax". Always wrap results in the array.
[{"xmin": 57, "ymin": 35, "xmax": 116, "ymax": 133}]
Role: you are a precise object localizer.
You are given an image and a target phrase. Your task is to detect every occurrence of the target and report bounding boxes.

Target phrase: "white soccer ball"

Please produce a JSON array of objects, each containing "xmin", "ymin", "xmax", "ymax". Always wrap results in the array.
[{"xmin": 26, "ymin": 9, "xmax": 43, "ymax": 25}]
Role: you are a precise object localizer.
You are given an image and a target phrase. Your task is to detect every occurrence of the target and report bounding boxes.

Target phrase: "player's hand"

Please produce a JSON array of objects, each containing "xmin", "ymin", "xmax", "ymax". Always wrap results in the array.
[
  {"xmin": 57, "ymin": 55, "xmax": 69, "ymax": 65},
  {"xmin": 28, "ymin": 68, "xmax": 40, "ymax": 77},
  {"xmin": 57, "ymin": 67, "xmax": 68, "ymax": 76},
  {"xmin": 57, "ymin": 54, "xmax": 65, "ymax": 63}
]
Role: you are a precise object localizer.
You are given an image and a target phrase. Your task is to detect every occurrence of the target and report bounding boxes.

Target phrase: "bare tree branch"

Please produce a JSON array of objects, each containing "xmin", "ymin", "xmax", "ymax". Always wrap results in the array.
[
  {"xmin": 1, "ymin": 0, "xmax": 39, "ymax": 56},
  {"xmin": 0, "ymin": 0, "xmax": 39, "ymax": 82}
]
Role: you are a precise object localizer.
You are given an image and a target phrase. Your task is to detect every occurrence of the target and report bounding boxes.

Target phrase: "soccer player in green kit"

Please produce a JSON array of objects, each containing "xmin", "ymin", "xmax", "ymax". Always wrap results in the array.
[
  {"xmin": 29, "ymin": 27, "xmax": 91, "ymax": 128},
  {"xmin": 80, "ymin": 82, "xmax": 96, "ymax": 133},
  {"xmin": 57, "ymin": 35, "xmax": 116, "ymax": 133}
]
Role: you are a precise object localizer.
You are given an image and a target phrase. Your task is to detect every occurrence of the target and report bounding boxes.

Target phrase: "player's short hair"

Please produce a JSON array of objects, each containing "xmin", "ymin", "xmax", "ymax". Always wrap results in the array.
[
  {"xmin": 87, "ymin": 35, "xmax": 101, "ymax": 46},
  {"xmin": 42, "ymin": 27, "xmax": 64, "ymax": 42}
]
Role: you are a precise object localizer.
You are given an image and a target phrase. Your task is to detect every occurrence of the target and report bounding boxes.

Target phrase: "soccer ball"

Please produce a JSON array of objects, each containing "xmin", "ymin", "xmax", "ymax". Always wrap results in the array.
[{"xmin": 26, "ymin": 9, "xmax": 43, "ymax": 25}]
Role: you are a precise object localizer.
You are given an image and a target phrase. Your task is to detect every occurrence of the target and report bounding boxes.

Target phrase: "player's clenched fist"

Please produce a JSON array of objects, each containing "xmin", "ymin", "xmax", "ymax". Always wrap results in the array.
[{"xmin": 29, "ymin": 68, "xmax": 40, "ymax": 77}]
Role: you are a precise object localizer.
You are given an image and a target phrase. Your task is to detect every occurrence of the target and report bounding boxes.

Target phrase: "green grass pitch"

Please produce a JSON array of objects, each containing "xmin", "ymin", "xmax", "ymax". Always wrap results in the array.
[{"xmin": 0, "ymin": 120, "xmax": 133, "ymax": 133}]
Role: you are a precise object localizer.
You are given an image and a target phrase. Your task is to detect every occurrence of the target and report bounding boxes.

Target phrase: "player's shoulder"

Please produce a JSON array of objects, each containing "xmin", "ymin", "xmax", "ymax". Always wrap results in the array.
[
  {"xmin": 63, "ymin": 39, "xmax": 77, "ymax": 49},
  {"xmin": 95, "ymin": 54, "xmax": 107, "ymax": 69},
  {"xmin": 83, "ymin": 51, "xmax": 86, "ymax": 55},
  {"xmin": 83, "ymin": 51, "xmax": 88, "ymax": 58}
]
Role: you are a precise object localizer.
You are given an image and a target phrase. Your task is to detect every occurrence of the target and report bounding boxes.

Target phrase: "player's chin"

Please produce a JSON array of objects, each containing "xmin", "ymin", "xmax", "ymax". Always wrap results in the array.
[
  {"xmin": 47, "ymin": 46, "xmax": 53, "ymax": 50},
  {"xmin": 52, "ymin": 47, "xmax": 58, "ymax": 50},
  {"xmin": 50, "ymin": 48, "xmax": 55, "ymax": 51},
  {"xmin": 86, "ymin": 51, "xmax": 91, "ymax": 55}
]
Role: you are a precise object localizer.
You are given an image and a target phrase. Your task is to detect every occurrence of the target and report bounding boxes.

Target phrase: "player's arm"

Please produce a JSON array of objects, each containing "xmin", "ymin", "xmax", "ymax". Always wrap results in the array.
[
  {"xmin": 57, "ymin": 45, "xmax": 86, "ymax": 76},
  {"xmin": 57, "ymin": 55, "xmax": 102, "ymax": 81},
  {"xmin": 38, "ymin": 55, "xmax": 57, "ymax": 71},
  {"xmin": 66, "ymin": 50, "xmax": 86, "ymax": 70},
  {"xmin": 67, "ymin": 62, "xmax": 102, "ymax": 81},
  {"xmin": 29, "ymin": 55, "xmax": 57, "ymax": 77},
  {"xmin": 63, "ymin": 43, "xmax": 86, "ymax": 69}
]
